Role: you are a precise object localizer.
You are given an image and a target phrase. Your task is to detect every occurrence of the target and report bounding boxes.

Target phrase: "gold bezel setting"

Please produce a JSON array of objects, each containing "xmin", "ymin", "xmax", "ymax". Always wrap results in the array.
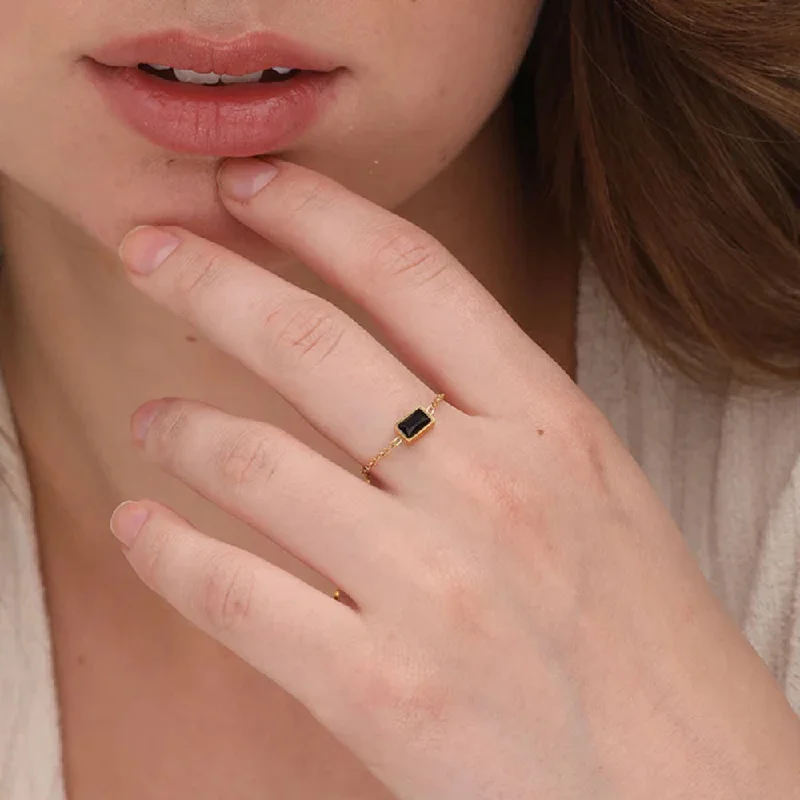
[{"xmin": 396, "ymin": 407, "xmax": 435, "ymax": 443}]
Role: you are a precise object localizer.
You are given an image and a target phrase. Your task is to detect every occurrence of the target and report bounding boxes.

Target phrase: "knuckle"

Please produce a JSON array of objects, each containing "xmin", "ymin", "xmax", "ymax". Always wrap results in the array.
[
  {"xmin": 264, "ymin": 299, "xmax": 347, "ymax": 370},
  {"xmin": 135, "ymin": 521, "xmax": 173, "ymax": 594},
  {"xmin": 199, "ymin": 554, "xmax": 256, "ymax": 634},
  {"xmin": 424, "ymin": 558, "xmax": 492, "ymax": 637},
  {"xmin": 147, "ymin": 402, "xmax": 192, "ymax": 463},
  {"xmin": 355, "ymin": 649, "xmax": 451, "ymax": 739},
  {"xmin": 370, "ymin": 225, "xmax": 452, "ymax": 290},
  {"xmin": 175, "ymin": 249, "xmax": 229, "ymax": 307},
  {"xmin": 442, "ymin": 440, "xmax": 533, "ymax": 530},
  {"xmin": 475, "ymin": 466, "xmax": 531, "ymax": 528},
  {"xmin": 216, "ymin": 426, "xmax": 283, "ymax": 489},
  {"xmin": 284, "ymin": 177, "xmax": 335, "ymax": 218},
  {"xmin": 551, "ymin": 401, "xmax": 617, "ymax": 498}
]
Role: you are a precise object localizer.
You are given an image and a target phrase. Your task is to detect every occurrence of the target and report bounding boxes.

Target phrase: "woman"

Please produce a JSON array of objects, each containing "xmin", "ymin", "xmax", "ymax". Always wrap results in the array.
[{"xmin": 1, "ymin": 0, "xmax": 799, "ymax": 797}]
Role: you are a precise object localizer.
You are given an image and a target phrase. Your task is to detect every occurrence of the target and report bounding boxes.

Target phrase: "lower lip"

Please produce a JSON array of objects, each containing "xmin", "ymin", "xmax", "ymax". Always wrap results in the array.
[{"xmin": 83, "ymin": 59, "xmax": 343, "ymax": 157}]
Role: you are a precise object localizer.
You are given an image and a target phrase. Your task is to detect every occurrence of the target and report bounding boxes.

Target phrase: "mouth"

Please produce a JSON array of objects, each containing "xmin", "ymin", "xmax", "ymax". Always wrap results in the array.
[
  {"xmin": 135, "ymin": 63, "xmax": 303, "ymax": 86},
  {"xmin": 83, "ymin": 29, "xmax": 346, "ymax": 157}
]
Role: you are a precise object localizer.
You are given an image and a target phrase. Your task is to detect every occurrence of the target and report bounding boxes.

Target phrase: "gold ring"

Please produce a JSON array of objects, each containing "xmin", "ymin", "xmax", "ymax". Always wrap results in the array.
[{"xmin": 332, "ymin": 392, "xmax": 446, "ymax": 602}]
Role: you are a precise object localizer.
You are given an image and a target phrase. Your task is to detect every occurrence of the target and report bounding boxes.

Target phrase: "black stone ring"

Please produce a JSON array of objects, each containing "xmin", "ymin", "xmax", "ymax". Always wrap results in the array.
[{"xmin": 359, "ymin": 392, "xmax": 446, "ymax": 486}]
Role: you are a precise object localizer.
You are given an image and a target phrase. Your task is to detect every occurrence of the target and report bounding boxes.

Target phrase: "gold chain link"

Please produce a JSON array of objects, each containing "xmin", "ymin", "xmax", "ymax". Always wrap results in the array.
[{"xmin": 359, "ymin": 435, "xmax": 404, "ymax": 484}]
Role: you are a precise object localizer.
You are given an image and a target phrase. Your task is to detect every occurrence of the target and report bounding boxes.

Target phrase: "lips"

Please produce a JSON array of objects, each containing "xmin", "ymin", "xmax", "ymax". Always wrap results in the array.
[
  {"xmin": 89, "ymin": 28, "xmax": 342, "ymax": 74},
  {"xmin": 83, "ymin": 29, "xmax": 346, "ymax": 157}
]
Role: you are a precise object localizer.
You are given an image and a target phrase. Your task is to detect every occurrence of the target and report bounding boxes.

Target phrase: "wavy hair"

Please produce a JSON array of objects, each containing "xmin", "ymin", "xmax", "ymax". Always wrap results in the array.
[{"xmin": 513, "ymin": 0, "xmax": 800, "ymax": 390}]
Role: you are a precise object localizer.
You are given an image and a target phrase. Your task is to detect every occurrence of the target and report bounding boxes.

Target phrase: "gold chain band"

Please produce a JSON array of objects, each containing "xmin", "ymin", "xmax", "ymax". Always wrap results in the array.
[{"xmin": 333, "ymin": 392, "xmax": 446, "ymax": 603}]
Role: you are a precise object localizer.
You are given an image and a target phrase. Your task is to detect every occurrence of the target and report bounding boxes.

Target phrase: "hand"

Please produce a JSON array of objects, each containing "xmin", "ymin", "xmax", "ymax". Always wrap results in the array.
[{"xmin": 112, "ymin": 157, "xmax": 800, "ymax": 800}]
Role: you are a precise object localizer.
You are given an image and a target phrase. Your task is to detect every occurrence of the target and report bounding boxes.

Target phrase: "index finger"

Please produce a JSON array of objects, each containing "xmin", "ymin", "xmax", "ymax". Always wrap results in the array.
[{"xmin": 216, "ymin": 156, "xmax": 557, "ymax": 417}]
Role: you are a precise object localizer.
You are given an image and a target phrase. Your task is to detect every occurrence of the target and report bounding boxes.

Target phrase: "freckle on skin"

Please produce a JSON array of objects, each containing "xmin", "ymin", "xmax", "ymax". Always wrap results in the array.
[
  {"xmin": 77, "ymin": 654, "xmax": 86, "ymax": 666},
  {"xmin": 186, "ymin": 335, "xmax": 197, "ymax": 343},
  {"xmin": 537, "ymin": 429, "xmax": 545, "ymax": 436}
]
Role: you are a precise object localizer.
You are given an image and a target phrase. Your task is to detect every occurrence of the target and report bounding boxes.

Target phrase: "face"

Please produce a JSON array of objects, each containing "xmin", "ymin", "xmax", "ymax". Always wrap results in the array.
[{"xmin": 0, "ymin": 1, "xmax": 542, "ymax": 261}]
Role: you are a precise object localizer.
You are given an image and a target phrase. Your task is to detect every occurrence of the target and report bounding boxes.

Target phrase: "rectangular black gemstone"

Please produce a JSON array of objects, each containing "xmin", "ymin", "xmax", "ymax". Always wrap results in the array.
[{"xmin": 397, "ymin": 408, "xmax": 432, "ymax": 440}]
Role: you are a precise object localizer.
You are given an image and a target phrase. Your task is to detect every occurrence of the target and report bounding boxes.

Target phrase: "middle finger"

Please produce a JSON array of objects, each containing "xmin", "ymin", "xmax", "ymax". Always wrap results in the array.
[{"xmin": 117, "ymin": 226, "xmax": 462, "ymax": 488}]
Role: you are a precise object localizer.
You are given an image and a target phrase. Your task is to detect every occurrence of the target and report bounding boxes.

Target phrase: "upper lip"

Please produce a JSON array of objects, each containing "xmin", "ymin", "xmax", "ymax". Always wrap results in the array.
[{"xmin": 88, "ymin": 29, "xmax": 342, "ymax": 74}]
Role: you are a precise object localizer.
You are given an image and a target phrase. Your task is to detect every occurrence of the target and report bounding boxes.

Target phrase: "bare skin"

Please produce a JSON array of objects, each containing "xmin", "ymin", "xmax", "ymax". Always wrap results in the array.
[{"xmin": 0, "ymin": 95, "xmax": 579, "ymax": 798}]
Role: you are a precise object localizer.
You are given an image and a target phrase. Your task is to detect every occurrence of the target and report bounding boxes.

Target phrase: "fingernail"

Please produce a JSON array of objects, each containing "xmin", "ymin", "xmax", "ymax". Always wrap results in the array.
[
  {"xmin": 110, "ymin": 500, "xmax": 149, "ymax": 548},
  {"xmin": 132, "ymin": 399, "xmax": 167, "ymax": 444},
  {"xmin": 217, "ymin": 158, "xmax": 279, "ymax": 201},
  {"xmin": 118, "ymin": 226, "xmax": 181, "ymax": 274}
]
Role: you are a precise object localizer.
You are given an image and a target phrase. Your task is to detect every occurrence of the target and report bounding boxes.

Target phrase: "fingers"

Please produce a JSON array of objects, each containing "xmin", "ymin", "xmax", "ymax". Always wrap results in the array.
[
  {"xmin": 117, "ymin": 221, "xmax": 463, "ymax": 489},
  {"xmin": 213, "ymin": 157, "xmax": 552, "ymax": 417},
  {"xmin": 118, "ymin": 157, "xmax": 556, "ymax": 431},
  {"xmin": 131, "ymin": 397, "xmax": 418, "ymax": 605},
  {"xmin": 110, "ymin": 499, "xmax": 370, "ymax": 718}
]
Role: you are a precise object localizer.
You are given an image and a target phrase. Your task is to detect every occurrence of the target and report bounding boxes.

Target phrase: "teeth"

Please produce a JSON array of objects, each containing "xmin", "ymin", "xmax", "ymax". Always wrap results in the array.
[
  {"xmin": 171, "ymin": 68, "xmax": 250, "ymax": 85},
  {"xmin": 219, "ymin": 71, "xmax": 266, "ymax": 84},
  {"xmin": 144, "ymin": 64, "xmax": 296, "ymax": 84}
]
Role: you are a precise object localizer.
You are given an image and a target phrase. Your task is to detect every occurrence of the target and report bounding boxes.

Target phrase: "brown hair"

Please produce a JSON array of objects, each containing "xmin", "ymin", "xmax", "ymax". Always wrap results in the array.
[{"xmin": 513, "ymin": 0, "xmax": 800, "ymax": 391}]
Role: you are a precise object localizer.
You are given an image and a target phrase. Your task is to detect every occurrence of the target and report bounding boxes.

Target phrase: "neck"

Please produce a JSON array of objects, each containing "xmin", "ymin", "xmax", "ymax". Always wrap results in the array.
[{"xmin": 0, "ymin": 96, "xmax": 578, "ymax": 604}]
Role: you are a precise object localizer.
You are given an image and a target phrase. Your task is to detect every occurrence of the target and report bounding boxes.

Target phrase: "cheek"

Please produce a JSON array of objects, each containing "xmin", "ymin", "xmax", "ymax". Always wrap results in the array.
[
  {"xmin": 316, "ymin": 0, "xmax": 543, "ymax": 206},
  {"xmin": 0, "ymin": 0, "xmax": 30, "ymax": 62},
  {"xmin": 0, "ymin": 1, "xmax": 108, "ymax": 240},
  {"xmin": 0, "ymin": 2, "xmax": 48, "ymax": 125}
]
